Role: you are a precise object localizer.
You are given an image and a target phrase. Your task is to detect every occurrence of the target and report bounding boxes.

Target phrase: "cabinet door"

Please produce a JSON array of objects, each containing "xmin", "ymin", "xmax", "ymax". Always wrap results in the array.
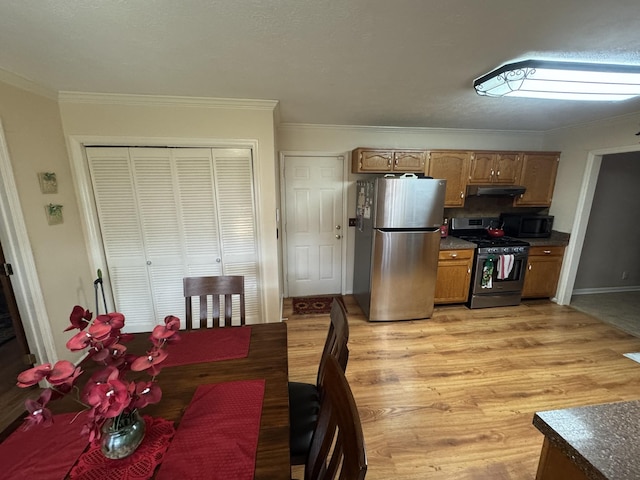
[
  {"xmin": 467, "ymin": 152, "xmax": 496, "ymax": 184},
  {"xmin": 428, "ymin": 151, "xmax": 471, "ymax": 207},
  {"xmin": 352, "ymin": 149, "xmax": 393, "ymax": 172},
  {"xmin": 515, "ymin": 153, "xmax": 559, "ymax": 207},
  {"xmin": 494, "ymin": 153, "xmax": 522, "ymax": 184},
  {"xmin": 522, "ymin": 246, "xmax": 565, "ymax": 298},
  {"xmin": 434, "ymin": 249, "xmax": 473, "ymax": 304},
  {"xmin": 393, "ymin": 150, "xmax": 426, "ymax": 172}
]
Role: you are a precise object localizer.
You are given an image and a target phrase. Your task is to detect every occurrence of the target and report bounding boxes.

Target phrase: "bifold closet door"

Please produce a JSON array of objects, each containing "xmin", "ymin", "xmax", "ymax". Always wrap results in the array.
[{"xmin": 86, "ymin": 146, "xmax": 260, "ymax": 332}]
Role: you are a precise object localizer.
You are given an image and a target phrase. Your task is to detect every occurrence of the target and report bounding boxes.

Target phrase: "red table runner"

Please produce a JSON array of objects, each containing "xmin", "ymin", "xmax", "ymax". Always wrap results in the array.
[
  {"xmin": 69, "ymin": 416, "xmax": 175, "ymax": 480},
  {"xmin": 161, "ymin": 326, "xmax": 252, "ymax": 367},
  {"xmin": 0, "ymin": 412, "xmax": 88, "ymax": 480},
  {"xmin": 156, "ymin": 379, "xmax": 266, "ymax": 480}
]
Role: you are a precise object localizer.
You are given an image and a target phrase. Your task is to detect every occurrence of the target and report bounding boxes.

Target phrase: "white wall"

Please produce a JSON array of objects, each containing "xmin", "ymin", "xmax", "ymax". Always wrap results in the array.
[
  {"xmin": 0, "ymin": 79, "xmax": 93, "ymax": 362},
  {"xmin": 544, "ymin": 112, "xmax": 640, "ymax": 303},
  {"xmin": 573, "ymin": 152, "xmax": 640, "ymax": 290}
]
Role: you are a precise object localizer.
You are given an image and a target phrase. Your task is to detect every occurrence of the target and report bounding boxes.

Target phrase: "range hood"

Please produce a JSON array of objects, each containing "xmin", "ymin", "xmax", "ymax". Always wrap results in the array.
[{"xmin": 466, "ymin": 185, "xmax": 526, "ymax": 197}]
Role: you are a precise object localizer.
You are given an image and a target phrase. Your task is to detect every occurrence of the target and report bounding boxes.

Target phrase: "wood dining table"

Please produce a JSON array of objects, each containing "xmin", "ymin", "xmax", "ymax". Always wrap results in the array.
[{"xmin": 1, "ymin": 321, "xmax": 291, "ymax": 480}]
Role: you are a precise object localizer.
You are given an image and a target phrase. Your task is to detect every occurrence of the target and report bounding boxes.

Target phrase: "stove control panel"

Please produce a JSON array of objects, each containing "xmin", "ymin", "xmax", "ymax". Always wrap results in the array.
[{"xmin": 483, "ymin": 246, "xmax": 528, "ymax": 254}]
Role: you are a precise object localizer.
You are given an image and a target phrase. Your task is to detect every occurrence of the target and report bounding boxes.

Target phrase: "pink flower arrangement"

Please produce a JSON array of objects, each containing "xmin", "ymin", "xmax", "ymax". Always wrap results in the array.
[{"xmin": 16, "ymin": 305, "xmax": 180, "ymax": 440}]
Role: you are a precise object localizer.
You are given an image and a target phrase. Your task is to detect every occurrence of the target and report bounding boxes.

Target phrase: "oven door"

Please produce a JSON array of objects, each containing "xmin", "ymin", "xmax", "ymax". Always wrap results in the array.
[{"xmin": 469, "ymin": 251, "xmax": 528, "ymax": 308}]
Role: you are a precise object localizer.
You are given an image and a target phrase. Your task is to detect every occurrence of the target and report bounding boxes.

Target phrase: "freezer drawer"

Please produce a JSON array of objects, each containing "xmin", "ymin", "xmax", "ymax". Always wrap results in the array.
[{"xmin": 369, "ymin": 229, "xmax": 440, "ymax": 321}]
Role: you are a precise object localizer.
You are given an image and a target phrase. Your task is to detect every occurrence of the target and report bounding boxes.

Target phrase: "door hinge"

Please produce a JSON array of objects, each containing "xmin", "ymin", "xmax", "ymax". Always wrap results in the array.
[
  {"xmin": 24, "ymin": 353, "xmax": 37, "ymax": 365},
  {"xmin": 3, "ymin": 262, "xmax": 13, "ymax": 276}
]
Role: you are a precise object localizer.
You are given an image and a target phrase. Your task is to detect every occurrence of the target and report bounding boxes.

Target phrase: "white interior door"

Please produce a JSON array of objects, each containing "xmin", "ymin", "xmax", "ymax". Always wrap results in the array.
[{"xmin": 283, "ymin": 155, "xmax": 344, "ymax": 297}]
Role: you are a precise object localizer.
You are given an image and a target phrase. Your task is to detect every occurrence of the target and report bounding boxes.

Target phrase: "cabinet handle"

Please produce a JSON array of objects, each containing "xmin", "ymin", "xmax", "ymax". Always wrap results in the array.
[
  {"xmin": 490, "ymin": 169, "xmax": 495, "ymax": 177},
  {"xmin": 496, "ymin": 170, "xmax": 500, "ymax": 177},
  {"xmin": 450, "ymin": 253, "xmax": 458, "ymax": 258},
  {"xmin": 543, "ymin": 250, "xmax": 551, "ymax": 254},
  {"xmin": 467, "ymin": 268, "xmax": 471, "ymax": 274},
  {"xmin": 460, "ymin": 191, "xmax": 464, "ymax": 198},
  {"xmin": 528, "ymin": 264, "xmax": 532, "ymax": 270}
]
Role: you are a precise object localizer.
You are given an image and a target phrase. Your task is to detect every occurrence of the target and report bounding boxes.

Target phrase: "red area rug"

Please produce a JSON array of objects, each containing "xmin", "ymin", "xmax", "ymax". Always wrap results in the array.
[{"xmin": 292, "ymin": 296, "xmax": 345, "ymax": 316}]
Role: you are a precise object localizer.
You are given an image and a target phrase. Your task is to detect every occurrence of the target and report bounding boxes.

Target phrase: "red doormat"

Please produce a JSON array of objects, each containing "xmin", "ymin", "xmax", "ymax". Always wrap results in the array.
[{"xmin": 292, "ymin": 296, "xmax": 344, "ymax": 316}]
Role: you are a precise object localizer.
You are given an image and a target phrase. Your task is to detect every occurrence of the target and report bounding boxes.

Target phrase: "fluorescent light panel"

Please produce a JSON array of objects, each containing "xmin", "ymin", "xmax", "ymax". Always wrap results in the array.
[{"xmin": 474, "ymin": 60, "xmax": 640, "ymax": 101}]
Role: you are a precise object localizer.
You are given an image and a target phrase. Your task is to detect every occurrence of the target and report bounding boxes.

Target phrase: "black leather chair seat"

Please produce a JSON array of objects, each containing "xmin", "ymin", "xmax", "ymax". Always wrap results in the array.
[{"xmin": 288, "ymin": 381, "xmax": 321, "ymax": 464}]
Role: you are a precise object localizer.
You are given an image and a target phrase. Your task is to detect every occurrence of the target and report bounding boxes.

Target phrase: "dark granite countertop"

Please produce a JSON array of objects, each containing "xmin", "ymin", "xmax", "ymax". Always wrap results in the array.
[
  {"xmin": 533, "ymin": 400, "xmax": 640, "ymax": 480},
  {"xmin": 440, "ymin": 231, "xmax": 569, "ymax": 250},
  {"xmin": 440, "ymin": 236, "xmax": 476, "ymax": 250},
  {"xmin": 520, "ymin": 230, "xmax": 570, "ymax": 247}
]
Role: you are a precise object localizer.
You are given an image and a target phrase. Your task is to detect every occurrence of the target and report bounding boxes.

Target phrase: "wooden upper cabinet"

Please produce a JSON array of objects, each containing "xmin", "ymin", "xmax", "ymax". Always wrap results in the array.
[
  {"xmin": 428, "ymin": 151, "xmax": 471, "ymax": 208},
  {"xmin": 393, "ymin": 150, "xmax": 427, "ymax": 172},
  {"xmin": 514, "ymin": 152, "xmax": 560, "ymax": 207},
  {"xmin": 352, "ymin": 148, "xmax": 426, "ymax": 173},
  {"xmin": 352, "ymin": 149, "xmax": 393, "ymax": 172},
  {"xmin": 468, "ymin": 152, "xmax": 522, "ymax": 185}
]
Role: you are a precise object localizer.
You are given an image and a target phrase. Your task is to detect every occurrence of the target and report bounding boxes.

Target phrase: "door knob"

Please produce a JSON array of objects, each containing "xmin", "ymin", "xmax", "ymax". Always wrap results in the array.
[
  {"xmin": 335, "ymin": 234, "xmax": 342, "ymax": 239},
  {"xmin": 216, "ymin": 258, "xmax": 221, "ymax": 263},
  {"xmin": 335, "ymin": 225, "xmax": 341, "ymax": 230}
]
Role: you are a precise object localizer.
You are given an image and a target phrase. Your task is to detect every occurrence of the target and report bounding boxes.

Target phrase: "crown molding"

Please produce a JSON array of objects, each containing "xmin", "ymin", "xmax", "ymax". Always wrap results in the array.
[
  {"xmin": 0, "ymin": 68, "xmax": 57, "ymax": 100},
  {"xmin": 58, "ymin": 91, "xmax": 278, "ymax": 111},
  {"xmin": 278, "ymin": 122, "xmax": 542, "ymax": 136}
]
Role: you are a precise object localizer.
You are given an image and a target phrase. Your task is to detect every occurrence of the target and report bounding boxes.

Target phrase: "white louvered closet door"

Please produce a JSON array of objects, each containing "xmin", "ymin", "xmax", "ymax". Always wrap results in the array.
[{"xmin": 86, "ymin": 146, "xmax": 260, "ymax": 332}]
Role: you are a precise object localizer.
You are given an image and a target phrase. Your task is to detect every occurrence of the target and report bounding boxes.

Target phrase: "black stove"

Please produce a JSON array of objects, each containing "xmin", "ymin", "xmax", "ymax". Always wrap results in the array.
[
  {"xmin": 449, "ymin": 216, "xmax": 530, "ymax": 309},
  {"xmin": 449, "ymin": 216, "xmax": 530, "ymax": 253},
  {"xmin": 452, "ymin": 233, "xmax": 529, "ymax": 252}
]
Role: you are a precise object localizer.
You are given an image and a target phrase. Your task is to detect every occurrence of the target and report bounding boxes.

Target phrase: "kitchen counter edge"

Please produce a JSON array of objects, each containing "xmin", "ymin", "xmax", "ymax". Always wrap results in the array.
[{"xmin": 440, "ymin": 236, "xmax": 476, "ymax": 250}]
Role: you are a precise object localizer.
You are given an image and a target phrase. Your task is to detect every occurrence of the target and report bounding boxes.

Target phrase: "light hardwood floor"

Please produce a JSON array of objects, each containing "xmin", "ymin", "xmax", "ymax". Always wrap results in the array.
[
  {"xmin": 284, "ymin": 296, "xmax": 640, "ymax": 480},
  {"xmin": 3, "ymin": 298, "xmax": 640, "ymax": 478}
]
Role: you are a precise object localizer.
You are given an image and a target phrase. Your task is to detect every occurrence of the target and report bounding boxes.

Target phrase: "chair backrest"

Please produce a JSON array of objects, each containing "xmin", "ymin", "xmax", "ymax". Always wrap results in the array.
[
  {"xmin": 305, "ymin": 355, "xmax": 367, "ymax": 480},
  {"xmin": 183, "ymin": 276, "xmax": 245, "ymax": 328},
  {"xmin": 316, "ymin": 299, "xmax": 349, "ymax": 386}
]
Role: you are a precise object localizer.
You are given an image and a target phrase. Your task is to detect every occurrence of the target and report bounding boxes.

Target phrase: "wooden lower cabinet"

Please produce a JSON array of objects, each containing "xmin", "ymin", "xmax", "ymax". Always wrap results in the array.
[
  {"xmin": 522, "ymin": 246, "xmax": 565, "ymax": 299},
  {"xmin": 536, "ymin": 438, "xmax": 588, "ymax": 480},
  {"xmin": 434, "ymin": 249, "xmax": 474, "ymax": 304}
]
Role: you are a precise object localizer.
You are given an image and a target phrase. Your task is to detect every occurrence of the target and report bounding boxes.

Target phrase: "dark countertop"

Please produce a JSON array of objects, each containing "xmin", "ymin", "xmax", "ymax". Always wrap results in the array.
[
  {"xmin": 533, "ymin": 400, "xmax": 640, "ymax": 480},
  {"xmin": 440, "ymin": 230, "xmax": 568, "ymax": 251},
  {"xmin": 440, "ymin": 236, "xmax": 476, "ymax": 250},
  {"xmin": 520, "ymin": 230, "xmax": 570, "ymax": 247}
]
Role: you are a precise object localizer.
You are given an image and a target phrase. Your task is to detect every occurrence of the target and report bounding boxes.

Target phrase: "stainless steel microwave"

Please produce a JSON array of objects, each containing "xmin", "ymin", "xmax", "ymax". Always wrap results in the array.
[{"xmin": 500, "ymin": 214, "xmax": 553, "ymax": 238}]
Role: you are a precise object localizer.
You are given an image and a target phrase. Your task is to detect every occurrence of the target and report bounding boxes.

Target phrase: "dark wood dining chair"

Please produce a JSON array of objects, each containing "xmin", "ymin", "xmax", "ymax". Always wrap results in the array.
[
  {"xmin": 289, "ymin": 298, "xmax": 349, "ymax": 465},
  {"xmin": 183, "ymin": 275, "xmax": 246, "ymax": 328},
  {"xmin": 304, "ymin": 355, "xmax": 367, "ymax": 480}
]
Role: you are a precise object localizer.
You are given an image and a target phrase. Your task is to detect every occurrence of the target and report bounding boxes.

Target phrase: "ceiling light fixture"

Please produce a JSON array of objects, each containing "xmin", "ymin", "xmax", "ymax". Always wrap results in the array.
[{"xmin": 474, "ymin": 60, "xmax": 640, "ymax": 101}]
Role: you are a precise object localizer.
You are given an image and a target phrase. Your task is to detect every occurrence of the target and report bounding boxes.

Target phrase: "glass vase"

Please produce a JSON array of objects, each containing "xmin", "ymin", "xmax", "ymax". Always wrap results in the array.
[{"xmin": 100, "ymin": 410, "xmax": 146, "ymax": 459}]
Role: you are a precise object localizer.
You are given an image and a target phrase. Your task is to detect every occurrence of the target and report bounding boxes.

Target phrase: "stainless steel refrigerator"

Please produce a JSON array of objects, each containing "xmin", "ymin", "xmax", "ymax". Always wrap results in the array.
[{"xmin": 354, "ymin": 175, "xmax": 446, "ymax": 321}]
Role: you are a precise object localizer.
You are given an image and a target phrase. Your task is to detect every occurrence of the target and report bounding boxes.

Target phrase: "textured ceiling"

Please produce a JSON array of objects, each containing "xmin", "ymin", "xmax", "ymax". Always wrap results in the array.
[{"xmin": 2, "ymin": 1, "xmax": 640, "ymax": 131}]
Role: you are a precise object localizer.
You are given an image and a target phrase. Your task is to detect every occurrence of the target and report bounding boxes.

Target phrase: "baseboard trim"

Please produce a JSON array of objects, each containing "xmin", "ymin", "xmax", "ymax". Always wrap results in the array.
[{"xmin": 572, "ymin": 286, "xmax": 640, "ymax": 295}]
